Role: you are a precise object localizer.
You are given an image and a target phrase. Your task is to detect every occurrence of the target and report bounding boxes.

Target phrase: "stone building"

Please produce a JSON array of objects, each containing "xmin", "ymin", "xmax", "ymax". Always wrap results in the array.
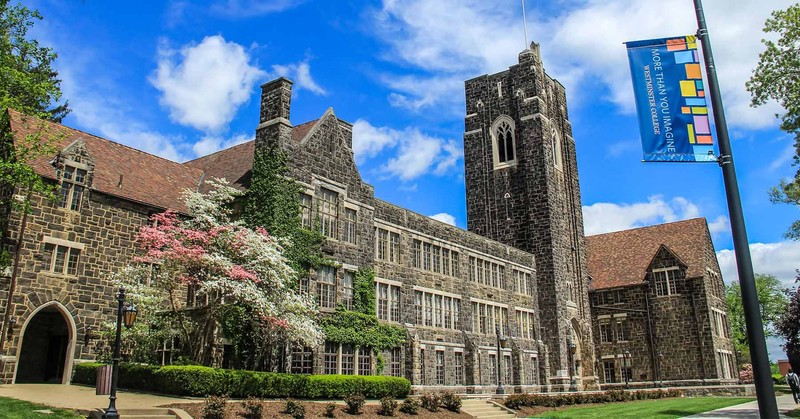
[
  {"xmin": 586, "ymin": 218, "xmax": 737, "ymax": 388},
  {"xmin": 0, "ymin": 42, "xmax": 730, "ymax": 391}
]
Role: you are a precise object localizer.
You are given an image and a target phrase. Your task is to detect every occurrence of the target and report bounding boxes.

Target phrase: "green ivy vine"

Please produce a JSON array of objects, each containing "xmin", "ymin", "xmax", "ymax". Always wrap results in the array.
[{"xmin": 322, "ymin": 267, "xmax": 406, "ymax": 350}]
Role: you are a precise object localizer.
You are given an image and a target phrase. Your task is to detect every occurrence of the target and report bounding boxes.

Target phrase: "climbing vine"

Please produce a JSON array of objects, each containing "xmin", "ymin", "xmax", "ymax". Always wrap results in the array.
[{"xmin": 322, "ymin": 267, "xmax": 405, "ymax": 350}]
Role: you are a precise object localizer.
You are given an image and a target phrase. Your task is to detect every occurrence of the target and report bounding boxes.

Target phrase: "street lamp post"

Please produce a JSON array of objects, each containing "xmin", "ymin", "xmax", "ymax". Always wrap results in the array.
[
  {"xmin": 567, "ymin": 341, "xmax": 577, "ymax": 390},
  {"xmin": 623, "ymin": 350, "xmax": 632, "ymax": 389},
  {"xmin": 495, "ymin": 325, "xmax": 506, "ymax": 395},
  {"xmin": 103, "ymin": 288, "xmax": 137, "ymax": 419}
]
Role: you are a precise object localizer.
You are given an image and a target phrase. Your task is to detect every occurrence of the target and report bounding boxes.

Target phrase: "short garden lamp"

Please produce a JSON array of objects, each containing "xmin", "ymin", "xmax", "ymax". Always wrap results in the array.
[
  {"xmin": 495, "ymin": 325, "xmax": 507, "ymax": 395},
  {"xmin": 623, "ymin": 350, "xmax": 632, "ymax": 388},
  {"xmin": 568, "ymin": 340, "xmax": 577, "ymax": 389}
]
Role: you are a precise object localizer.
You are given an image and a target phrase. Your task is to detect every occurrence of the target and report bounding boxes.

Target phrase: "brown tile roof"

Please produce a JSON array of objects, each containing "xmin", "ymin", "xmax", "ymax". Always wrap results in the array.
[
  {"xmin": 7, "ymin": 109, "xmax": 204, "ymax": 213},
  {"xmin": 586, "ymin": 218, "xmax": 711, "ymax": 290},
  {"xmin": 183, "ymin": 119, "xmax": 319, "ymax": 188}
]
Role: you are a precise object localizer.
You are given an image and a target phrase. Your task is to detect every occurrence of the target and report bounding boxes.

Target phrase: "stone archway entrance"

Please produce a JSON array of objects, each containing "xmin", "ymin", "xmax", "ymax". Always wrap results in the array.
[{"xmin": 16, "ymin": 304, "xmax": 73, "ymax": 383}]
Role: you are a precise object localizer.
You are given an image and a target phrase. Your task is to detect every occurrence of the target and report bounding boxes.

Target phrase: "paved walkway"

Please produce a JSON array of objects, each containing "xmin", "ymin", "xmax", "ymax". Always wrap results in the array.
[
  {"xmin": 0, "ymin": 383, "xmax": 200, "ymax": 412},
  {"xmin": 682, "ymin": 394, "xmax": 797, "ymax": 418}
]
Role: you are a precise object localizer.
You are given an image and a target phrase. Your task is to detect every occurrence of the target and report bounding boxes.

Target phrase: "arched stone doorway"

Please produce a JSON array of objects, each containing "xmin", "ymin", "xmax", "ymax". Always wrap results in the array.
[{"xmin": 15, "ymin": 303, "xmax": 75, "ymax": 384}]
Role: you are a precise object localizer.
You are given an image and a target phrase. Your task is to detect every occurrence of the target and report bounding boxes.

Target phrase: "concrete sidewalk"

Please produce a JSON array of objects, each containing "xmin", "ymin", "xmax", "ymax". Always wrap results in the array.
[
  {"xmin": 0, "ymin": 383, "xmax": 200, "ymax": 412},
  {"xmin": 682, "ymin": 394, "xmax": 797, "ymax": 418}
]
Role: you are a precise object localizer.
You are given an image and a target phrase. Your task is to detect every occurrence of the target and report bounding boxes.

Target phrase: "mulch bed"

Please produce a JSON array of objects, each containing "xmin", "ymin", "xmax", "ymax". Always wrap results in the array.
[{"xmin": 168, "ymin": 400, "xmax": 471, "ymax": 418}]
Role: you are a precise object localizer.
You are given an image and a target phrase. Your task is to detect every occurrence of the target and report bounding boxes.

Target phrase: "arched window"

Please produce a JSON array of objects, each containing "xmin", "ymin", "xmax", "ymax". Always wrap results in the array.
[{"xmin": 491, "ymin": 116, "xmax": 516, "ymax": 168}]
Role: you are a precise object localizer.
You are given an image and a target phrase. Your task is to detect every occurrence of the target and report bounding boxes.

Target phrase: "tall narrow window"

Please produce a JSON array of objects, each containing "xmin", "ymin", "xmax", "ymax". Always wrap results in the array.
[
  {"xmin": 318, "ymin": 187, "xmax": 338, "ymax": 238},
  {"xmin": 291, "ymin": 346, "xmax": 313, "ymax": 374},
  {"xmin": 341, "ymin": 271, "xmax": 354, "ymax": 310},
  {"xmin": 529, "ymin": 356, "xmax": 539, "ymax": 385},
  {"xmin": 435, "ymin": 351, "xmax": 445, "ymax": 385},
  {"xmin": 324, "ymin": 342, "xmax": 338, "ymax": 374},
  {"xmin": 317, "ymin": 266, "xmax": 336, "ymax": 309},
  {"xmin": 454, "ymin": 352, "xmax": 464, "ymax": 385},
  {"xmin": 492, "ymin": 116, "xmax": 516, "ymax": 166},
  {"xmin": 358, "ymin": 348, "xmax": 372, "ymax": 375},
  {"xmin": 341, "ymin": 344, "xmax": 355, "ymax": 375},
  {"xmin": 344, "ymin": 208, "xmax": 357, "ymax": 244},
  {"xmin": 59, "ymin": 164, "xmax": 87, "ymax": 211},
  {"xmin": 551, "ymin": 127, "xmax": 563, "ymax": 169},
  {"xmin": 389, "ymin": 232, "xmax": 400, "ymax": 263},
  {"xmin": 390, "ymin": 348, "xmax": 402, "ymax": 377},
  {"xmin": 299, "ymin": 193, "xmax": 312, "ymax": 228}
]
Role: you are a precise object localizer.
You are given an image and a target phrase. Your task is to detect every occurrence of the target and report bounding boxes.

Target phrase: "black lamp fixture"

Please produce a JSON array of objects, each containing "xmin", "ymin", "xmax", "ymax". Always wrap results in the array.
[
  {"xmin": 567, "ymin": 340, "xmax": 577, "ymax": 390},
  {"xmin": 623, "ymin": 349, "xmax": 632, "ymax": 388},
  {"xmin": 495, "ymin": 325, "xmax": 507, "ymax": 395},
  {"xmin": 103, "ymin": 288, "xmax": 138, "ymax": 419},
  {"xmin": 6, "ymin": 317, "xmax": 16, "ymax": 342}
]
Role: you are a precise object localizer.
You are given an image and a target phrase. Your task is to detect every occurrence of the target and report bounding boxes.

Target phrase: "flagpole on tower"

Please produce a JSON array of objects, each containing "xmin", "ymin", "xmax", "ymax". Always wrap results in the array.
[{"xmin": 521, "ymin": 0, "xmax": 529, "ymax": 48}]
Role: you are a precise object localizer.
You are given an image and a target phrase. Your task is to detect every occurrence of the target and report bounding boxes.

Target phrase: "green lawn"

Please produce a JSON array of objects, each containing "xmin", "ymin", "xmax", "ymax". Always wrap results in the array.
[
  {"xmin": 528, "ymin": 397, "xmax": 754, "ymax": 419},
  {"xmin": 0, "ymin": 396, "xmax": 84, "ymax": 419}
]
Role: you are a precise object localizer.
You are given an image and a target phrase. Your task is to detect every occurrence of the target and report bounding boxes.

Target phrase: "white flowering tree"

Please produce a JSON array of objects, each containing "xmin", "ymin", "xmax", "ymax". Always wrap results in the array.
[{"xmin": 134, "ymin": 179, "xmax": 321, "ymax": 366}]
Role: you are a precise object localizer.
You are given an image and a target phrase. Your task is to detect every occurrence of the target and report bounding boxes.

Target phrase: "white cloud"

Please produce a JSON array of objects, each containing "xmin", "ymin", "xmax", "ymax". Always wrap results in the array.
[
  {"xmin": 606, "ymin": 140, "xmax": 640, "ymax": 158},
  {"xmin": 272, "ymin": 60, "xmax": 326, "ymax": 95},
  {"xmin": 583, "ymin": 195, "xmax": 706, "ymax": 236},
  {"xmin": 351, "ymin": 119, "xmax": 462, "ymax": 180},
  {"xmin": 429, "ymin": 213, "xmax": 456, "ymax": 226},
  {"xmin": 717, "ymin": 241, "xmax": 800, "ymax": 287},
  {"xmin": 382, "ymin": 74, "xmax": 465, "ymax": 114},
  {"xmin": 210, "ymin": 0, "xmax": 305, "ymax": 18},
  {"xmin": 151, "ymin": 35, "xmax": 266, "ymax": 133},
  {"xmin": 707, "ymin": 215, "xmax": 730, "ymax": 236},
  {"xmin": 192, "ymin": 133, "xmax": 252, "ymax": 157},
  {"xmin": 59, "ymin": 67, "xmax": 187, "ymax": 162},
  {"xmin": 370, "ymin": 0, "xmax": 791, "ymax": 129}
]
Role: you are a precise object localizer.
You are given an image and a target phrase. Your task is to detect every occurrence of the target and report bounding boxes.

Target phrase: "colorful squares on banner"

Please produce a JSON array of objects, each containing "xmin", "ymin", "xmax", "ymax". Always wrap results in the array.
[
  {"xmin": 691, "ymin": 107, "xmax": 708, "ymax": 115},
  {"xmin": 695, "ymin": 80, "xmax": 704, "ymax": 89},
  {"xmin": 698, "ymin": 90, "xmax": 705, "ymax": 97},
  {"xmin": 694, "ymin": 115, "xmax": 710, "ymax": 134},
  {"xmin": 697, "ymin": 135, "xmax": 713, "ymax": 144},
  {"xmin": 685, "ymin": 63, "xmax": 702, "ymax": 79},
  {"xmin": 685, "ymin": 98, "xmax": 706, "ymax": 106},
  {"xmin": 680, "ymin": 80, "xmax": 697, "ymax": 97},
  {"xmin": 688, "ymin": 124, "xmax": 696, "ymax": 144},
  {"xmin": 675, "ymin": 51, "xmax": 695, "ymax": 64},
  {"xmin": 686, "ymin": 36, "xmax": 697, "ymax": 50},
  {"xmin": 667, "ymin": 38, "xmax": 687, "ymax": 51},
  {"xmin": 682, "ymin": 107, "xmax": 691, "ymax": 114}
]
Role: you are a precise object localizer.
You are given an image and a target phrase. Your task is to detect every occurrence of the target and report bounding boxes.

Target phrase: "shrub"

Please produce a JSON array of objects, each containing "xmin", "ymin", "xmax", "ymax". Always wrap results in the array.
[
  {"xmin": 344, "ymin": 393, "xmax": 366, "ymax": 415},
  {"xmin": 420, "ymin": 393, "xmax": 441, "ymax": 412},
  {"xmin": 202, "ymin": 395, "xmax": 228, "ymax": 419},
  {"xmin": 71, "ymin": 363, "xmax": 410, "ymax": 399},
  {"xmin": 441, "ymin": 391, "xmax": 461, "ymax": 413},
  {"xmin": 503, "ymin": 389, "xmax": 684, "ymax": 409},
  {"xmin": 283, "ymin": 399, "xmax": 305, "ymax": 419},
  {"xmin": 242, "ymin": 396, "xmax": 263, "ymax": 419},
  {"xmin": 399, "ymin": 398, "xmax": 420, "ymax": 415},
  {"xmin": 773, "ymin": 373, "xmax": 785, "ymax": 385},
  {"xmin": 323, "ymin": 402, "xmax": 337, "ymax": 418},
  {"xmin": 739, "ymin": 364, "xmax": 754, "ymax": 384},
  {"xmin": 378, "ymin": 396, "xmax": 398, "ymax": 416}
]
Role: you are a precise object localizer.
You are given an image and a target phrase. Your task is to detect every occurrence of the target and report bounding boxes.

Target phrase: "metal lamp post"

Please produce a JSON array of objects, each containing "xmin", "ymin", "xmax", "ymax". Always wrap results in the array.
[
  {"xmin": 495, "ymin": 325, "xmax": 507, "ymax": 395},
  {"xmin": 103, "ymin": 288, "xmax": 137, "ymax": 419},
  {"xmin": 623, "ymin": 350, "xmax": 632, "ymax": 389},
  {"xmin": 567, "ymin": 340, "xmax": 577, "ymax": 390}
]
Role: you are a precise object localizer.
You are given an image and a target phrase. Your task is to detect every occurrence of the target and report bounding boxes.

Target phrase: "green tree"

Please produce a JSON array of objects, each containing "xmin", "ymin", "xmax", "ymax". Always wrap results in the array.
[
  {"xmin": 746, "ymin": 4, "xmax": 800, "ymax": 239},
  {"xmin": 777, "ymin": 271, "xmax": 800, "ymax": 372},
  {"xmin": 726, "ymin": 274, "xmax": 789, "ymax": 366},
  {"xmin": 1, "ymin": 0, "xmax": 69, "ymax": 121}
]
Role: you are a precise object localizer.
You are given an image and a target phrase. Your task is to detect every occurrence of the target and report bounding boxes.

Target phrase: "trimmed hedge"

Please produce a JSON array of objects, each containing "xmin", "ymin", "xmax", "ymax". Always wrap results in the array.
[
  {"xmin": 73, "ymin": 363, "xmax": 410, "ymax": 399},
  {"xmin": 505, "ymin": 389, "xmax": 684, "ymax": 409}
]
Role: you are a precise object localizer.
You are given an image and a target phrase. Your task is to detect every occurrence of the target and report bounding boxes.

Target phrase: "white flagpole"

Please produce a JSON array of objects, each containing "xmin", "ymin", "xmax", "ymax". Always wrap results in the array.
[{"xmin": 521, "ymin": 0, "xmax": 529, "ymax": 48}]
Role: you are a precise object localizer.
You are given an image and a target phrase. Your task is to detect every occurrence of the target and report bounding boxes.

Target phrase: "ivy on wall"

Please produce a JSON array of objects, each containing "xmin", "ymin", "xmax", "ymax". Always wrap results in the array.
[{"xmin": 321, "ymin": 267, "xmax": 406, "ymax": 350}]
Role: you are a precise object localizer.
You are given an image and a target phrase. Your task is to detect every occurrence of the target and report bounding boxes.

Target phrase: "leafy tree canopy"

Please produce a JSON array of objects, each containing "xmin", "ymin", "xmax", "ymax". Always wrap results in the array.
[
  {"xmin": 777, "ymin": 271, "xmax": 800, "ymax": 372},
  {"xmin": 726, "ymin": 274, "xmax": 788, "ymax": 365},
  {"xmin": 747, "ymin": 4, "xmax": 800, "ymax": 239},
  {"xmin": 0, "ymin": 0, "xmax": 68, "ymax": 121}
]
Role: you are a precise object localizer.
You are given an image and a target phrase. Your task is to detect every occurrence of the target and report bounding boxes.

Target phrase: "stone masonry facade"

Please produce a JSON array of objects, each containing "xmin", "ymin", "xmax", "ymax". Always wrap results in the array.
[{"xmin": 0, "ymin": 43, "xmax": 733, "ymax": 391}]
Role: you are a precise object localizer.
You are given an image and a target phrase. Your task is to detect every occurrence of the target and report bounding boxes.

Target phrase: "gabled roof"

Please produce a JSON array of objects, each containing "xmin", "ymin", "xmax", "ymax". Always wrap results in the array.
[
  {"xmin": 7, "ymin": 109, "xmax": 204, "ymax": 213},
  {"xmin": 183, "ymin": 119, "xmax": 318, "ymax": 189},
  {"xmin": 586, "ymin": 218, "xmax": 712, "ymax": 290}
]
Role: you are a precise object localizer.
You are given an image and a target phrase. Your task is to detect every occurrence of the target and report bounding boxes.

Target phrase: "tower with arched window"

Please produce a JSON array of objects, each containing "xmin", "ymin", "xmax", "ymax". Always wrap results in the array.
[{"xmin": 463, "ymin": 43, "xmax": 596, "ymax": 390}]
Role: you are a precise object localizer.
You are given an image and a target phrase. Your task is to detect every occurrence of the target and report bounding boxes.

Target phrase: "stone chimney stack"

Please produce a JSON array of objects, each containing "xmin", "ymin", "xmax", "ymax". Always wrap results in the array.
[
  {"xmin": 256, "ymin": 78, "xmax": 293, "ymax": 152},
  {"xmin": 259, "ymin": 77, "xmax": 293, "ymax": 125}
]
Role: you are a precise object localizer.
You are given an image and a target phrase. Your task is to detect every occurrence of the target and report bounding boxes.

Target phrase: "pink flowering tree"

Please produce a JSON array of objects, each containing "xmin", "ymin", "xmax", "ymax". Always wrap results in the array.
[{"xmin": 136, "ymin": 179, "xmax": 321, "ymax": 366}]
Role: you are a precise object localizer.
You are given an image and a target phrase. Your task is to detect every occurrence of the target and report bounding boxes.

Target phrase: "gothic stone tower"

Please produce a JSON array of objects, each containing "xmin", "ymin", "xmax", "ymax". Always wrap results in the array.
[{"xmin": 463, "ymin": 44, "xmax": 596, "ymax": 389}]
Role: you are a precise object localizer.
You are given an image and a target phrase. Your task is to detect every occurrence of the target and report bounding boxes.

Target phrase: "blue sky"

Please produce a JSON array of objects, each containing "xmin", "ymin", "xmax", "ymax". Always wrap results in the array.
[{"xmin": 27, "ymin": 0, "xmax": 799, "ymax": 359}]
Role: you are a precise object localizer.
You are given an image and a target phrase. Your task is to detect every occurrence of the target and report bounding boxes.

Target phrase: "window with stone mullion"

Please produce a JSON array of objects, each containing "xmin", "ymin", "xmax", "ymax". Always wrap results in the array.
[
  {"xmin": 324, "ymin": 342, "xmax": 338, "ymax": 374},
  {"xmin": 344, "ymin": 208, "xmax": 357, "ymax": 244},
  {"xmin": 341, "ymin": 344, "xmax": 355, "ymax": 375},
  {"xmin": 318, "ymin": 188, "xmax": 338, "ymax": 239},
  {"xmin": 341, "ymin": 271, "xmax": 354, "ymax": 310},
  {"xmin": 291, "ymin": 346, "xmax": 313, "ymax": 374},
  {"xmin": 317, "ymin": 266, "xmax": 336, "ymax": 309},
  {"xmin": 389, "ymin": 286, "xmax": 400, "ymax": 322},
  {"xmin": 390, "ymin": 348, "xmax": 402, "ymax": 377},
  {"xmin": 358, "ymin": 348, "xmax": 372, "ymax": 375},
  {"xmin": 377, "ymin": 283, "xmax": 389, "ymax": 320},
  {"xmin": 377, "ymin": 229, "xmax": 388, "ymax": 260},
  {"xmin": 454, "ymin": 352, "xmax": 464, "ymax": 385},
  {"xmin": 388, "ymin": 232, "xmax": 399, "ymax": 263},
  {"xmin": 435, "ymin": 351, "xmax": 445, "ymax": 385}
]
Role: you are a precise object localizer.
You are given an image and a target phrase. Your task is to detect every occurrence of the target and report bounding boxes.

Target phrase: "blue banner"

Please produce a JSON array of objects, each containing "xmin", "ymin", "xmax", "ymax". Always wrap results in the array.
[{"xmin": 625, "ymin": 35, "xmax": 716, "ymax": 162}]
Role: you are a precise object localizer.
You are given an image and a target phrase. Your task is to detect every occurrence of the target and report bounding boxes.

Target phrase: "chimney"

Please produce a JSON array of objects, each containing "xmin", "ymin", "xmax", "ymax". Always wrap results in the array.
[{"xmin": 259, "ymin": 77, "xmax": 293, "ymax": 125}]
